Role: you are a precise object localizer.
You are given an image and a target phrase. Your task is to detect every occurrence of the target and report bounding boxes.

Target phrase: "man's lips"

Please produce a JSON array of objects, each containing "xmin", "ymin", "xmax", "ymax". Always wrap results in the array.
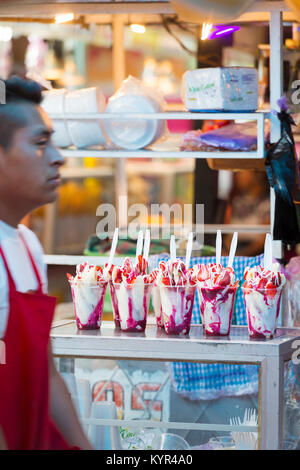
[{"xmin": 47, "ymin": 174, "xmax": 61, "ymax": 186}]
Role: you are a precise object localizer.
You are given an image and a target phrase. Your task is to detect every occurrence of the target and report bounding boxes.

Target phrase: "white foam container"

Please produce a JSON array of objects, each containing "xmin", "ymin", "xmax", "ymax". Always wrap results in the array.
[
  {"xmin": 65, "ymin": 87, "xmax": 107, "ymax": 149},
  {"xmin": 41, "ymin": 89, "xmax": 72, "ymax": 148},
  {"xmin": 104, "ymin": 93, "xmax": 165, "ymax": 150},
  {"xmin": 183, "ymin": 67, "xmax": 258, "ymax": 112}
]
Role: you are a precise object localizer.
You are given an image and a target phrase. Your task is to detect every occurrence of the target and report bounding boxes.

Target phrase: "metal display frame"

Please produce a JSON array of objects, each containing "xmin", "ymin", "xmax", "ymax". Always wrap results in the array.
[{"xmin": 51, "ymin": 321, "xmax": 300, "ymax": 450}]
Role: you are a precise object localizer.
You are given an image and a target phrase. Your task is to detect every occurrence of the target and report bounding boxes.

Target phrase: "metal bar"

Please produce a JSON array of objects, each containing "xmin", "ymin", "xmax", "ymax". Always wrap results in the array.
[
  {"xmin": 0, "ymin": 2, "xmax": 175, "ymax": 17},
  {"xmin": 80, "ymin": 418, "xmax": 258, "ymax": 433},
  {"xmin": 269, "ymin": 10, "xmax": 283, "ymax": 261},
  {"xmin": 0, "ymin": 1, "xmax": 289, "ymax": 18},
  {"xmin": 58, "ymin": 149, "xmax": 264, "ymax": 159},
  {"xmin": 49, "ymin": 111, "xmax": 270, "ymax": 120},
  {"xmin": 257, "ymin": 111, "xmax": 265, "ymax": 158},
  {"xmin": 260, "ymin": 356, "xmax": 284, "ymax": 449}
]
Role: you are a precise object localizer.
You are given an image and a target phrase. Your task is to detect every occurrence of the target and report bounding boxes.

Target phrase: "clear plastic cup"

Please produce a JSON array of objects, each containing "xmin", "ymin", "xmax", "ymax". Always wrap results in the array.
[
  {"xmin": 197, "ymin": 285, "xmax": 238, "ymax": 336},
  {"xmin": 111, "ymin": 281, "xmax": 152, "ymax": 332},
  {"xmin": 242, "ymin": 286, "xmax": 283, "ymax": 339},
  {"xmin": 209, "ymin": 435, "xmax": 236, "ymax": 450},
  {"xmin": 152, "ymin": 284, "xmax": 164, "ymax": 328},
  {"xmin": 69, "ymin": 281, "xmax": 108, "ymax": 330},
  {"xmin": 109, "ymin": 281, "xmax": 121, "ymax": 328},
  {"xmin": 159, "ymin": 284, "xmax": 196, "ymax": 335},
  {"xmin": 152, "ymin": 433, "xmax": 190, "ymax": 450}
]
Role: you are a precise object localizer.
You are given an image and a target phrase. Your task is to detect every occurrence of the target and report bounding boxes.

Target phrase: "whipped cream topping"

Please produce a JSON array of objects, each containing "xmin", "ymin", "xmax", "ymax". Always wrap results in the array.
[
  {"xmin": 67, "ymin": 262, "xmax": 107, "ymax": 285},
  {"xmin": 155, "ymin": 259, "xmax": 194, "ymax": 287},
  {"xmin": 193, "ymin": 263, "xmax": 238, "ymax": 288},
  {"xmin": 243, "ymin": 263, "xmax": 285, "ymax": 289},
  {"xmin": 111, "ymin": 255, "xmax": 153, "ymax": 285}
]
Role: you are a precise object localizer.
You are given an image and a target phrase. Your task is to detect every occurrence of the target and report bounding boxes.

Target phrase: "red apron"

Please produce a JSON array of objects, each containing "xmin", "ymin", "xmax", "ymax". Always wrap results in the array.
[{"xmin": 0, "ymin": 233, "xmax": 73, "ymax": 450}]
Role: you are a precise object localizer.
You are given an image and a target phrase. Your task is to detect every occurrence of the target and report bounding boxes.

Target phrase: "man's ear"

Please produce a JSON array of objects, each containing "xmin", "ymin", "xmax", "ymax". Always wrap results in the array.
[{"xmin": 0, "ymin": 146, "xmax": 6, "ymax": 171}]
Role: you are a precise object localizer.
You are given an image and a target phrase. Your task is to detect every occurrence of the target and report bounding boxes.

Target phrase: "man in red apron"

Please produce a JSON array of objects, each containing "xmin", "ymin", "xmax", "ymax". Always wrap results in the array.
[{"xmin": 0, "ymin": 76, "xmax": 92, "ymax": 450}]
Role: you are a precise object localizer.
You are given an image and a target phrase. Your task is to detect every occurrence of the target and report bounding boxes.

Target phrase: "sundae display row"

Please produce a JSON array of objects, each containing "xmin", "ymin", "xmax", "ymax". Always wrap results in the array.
[{"xmin": 67, "ymin": 234, "xmax": 286, "ymax": 339}]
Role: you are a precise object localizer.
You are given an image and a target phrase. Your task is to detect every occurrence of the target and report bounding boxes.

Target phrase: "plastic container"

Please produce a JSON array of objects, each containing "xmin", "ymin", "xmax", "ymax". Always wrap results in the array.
[
  {"xmin": 65, "ymin": 87, "xmax": 107, "ymax": 148},
  {"xmin": 197, "ymin": 285, "xmax": 238, "ymax": 336},
  {"xmin": 105, "ymin": 94, "xmax": 164, "ymax": 150},
  {"xmin": 242, "ymin": 286, "xmax": 283, "ymax": 339},
  {"xmin": 152, "ymin": 285, "xmax": 164, "ymax": 328},
  {"xmin": 111, "ymin": 281, "xmax": 152, "ymax": 332},
  {"xmin": 41, "ymin": 89, "xmax": 72, "ymax": 148},
  {"xmin": 183, "ymin": 67, "xmax": 258, "ymax": 112},
  {"xmin": 152, "ymin": 433, "xmax": 190, "ymax": 450},
  {"xmin": 69, "ymin": 281, "xmax": 108, "ymax": 330},
  {"xmin": 159, "ymin": 285, "xmax": 196, "ymax": 335}
]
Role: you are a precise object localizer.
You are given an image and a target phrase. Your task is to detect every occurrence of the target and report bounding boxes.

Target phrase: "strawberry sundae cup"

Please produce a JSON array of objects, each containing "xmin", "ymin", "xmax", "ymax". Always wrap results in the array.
[
  {"xmin": 151, "ymin": 268, "xmax": 164, "ymax": 328},
  {"xmin": 110, "ymin": 255, "xmax": 153, "ymax": 332},
  {"xmin": 195, "ymin": 263, "xmax": 239, "ymax": 336},
  {"xmin": 242, "ymin": 264, "xmax": 286, "ymax": 339},
  {"xmin": 67, "ymin": 263, "xmax": 108, "ymax": 330},
  {"xmin": 156, "ymin": 259, "xmax": 196, "ymax": 335}
]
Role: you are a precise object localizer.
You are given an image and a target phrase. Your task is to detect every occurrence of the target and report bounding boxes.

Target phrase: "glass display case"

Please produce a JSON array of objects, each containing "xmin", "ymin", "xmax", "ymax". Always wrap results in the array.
[{"xmin": 51, "ymin": 321, "xmax": 300, "ymax": 450}]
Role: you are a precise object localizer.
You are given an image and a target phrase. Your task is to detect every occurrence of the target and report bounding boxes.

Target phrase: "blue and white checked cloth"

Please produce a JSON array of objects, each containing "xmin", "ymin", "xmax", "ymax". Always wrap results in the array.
[{"xmin": 149, "ymin": 254, "xmax": 264, "ymax": 400}]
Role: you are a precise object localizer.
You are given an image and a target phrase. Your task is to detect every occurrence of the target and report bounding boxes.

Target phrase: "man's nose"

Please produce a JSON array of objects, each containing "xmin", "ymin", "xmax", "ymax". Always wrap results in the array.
[{"xmin": 48, "ymin": 143, "xmax": 65, "ymax": 167}]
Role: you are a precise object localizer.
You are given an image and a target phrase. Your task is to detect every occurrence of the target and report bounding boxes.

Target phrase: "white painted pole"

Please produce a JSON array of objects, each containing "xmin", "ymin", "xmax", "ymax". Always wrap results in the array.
[
  {"xmin": 113, "ymin": 15, "xmax": 128, "ymax": 230},
  {"xmin": 269, "ymin": 10, "xmax": 283, "ymax": 260}
]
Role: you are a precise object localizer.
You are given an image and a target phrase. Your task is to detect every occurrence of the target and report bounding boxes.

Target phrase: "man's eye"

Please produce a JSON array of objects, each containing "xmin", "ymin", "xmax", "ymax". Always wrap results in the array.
[{"xmin": 36, "ymin": 140, "xmax": 48, "ymax": 147}]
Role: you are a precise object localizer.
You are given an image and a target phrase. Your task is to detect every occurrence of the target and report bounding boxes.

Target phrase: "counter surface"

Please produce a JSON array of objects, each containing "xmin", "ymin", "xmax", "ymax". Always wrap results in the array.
[{"xmin": 51, "ymin": 321, "xmax": 300, "ymax": 363}]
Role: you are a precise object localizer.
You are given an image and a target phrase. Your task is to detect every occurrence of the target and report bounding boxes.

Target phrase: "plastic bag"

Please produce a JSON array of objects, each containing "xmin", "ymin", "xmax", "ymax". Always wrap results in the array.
[
  {"xmin": 104, "ymin": 76, "xmax": 167, "ymax": 150},
  {"xmin": 265, "ymin": 98, "xmax": 300, "ymax": 244},
  {"xmin": 180, "ymin": 121, "xmax": 270, "ymax": 152}
]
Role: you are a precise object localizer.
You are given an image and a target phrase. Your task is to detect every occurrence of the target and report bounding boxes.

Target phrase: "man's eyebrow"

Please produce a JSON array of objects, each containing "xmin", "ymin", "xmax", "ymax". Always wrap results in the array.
[{"xmin": 32, "ymin": 127, "xmax": 54, "ymax": 137}]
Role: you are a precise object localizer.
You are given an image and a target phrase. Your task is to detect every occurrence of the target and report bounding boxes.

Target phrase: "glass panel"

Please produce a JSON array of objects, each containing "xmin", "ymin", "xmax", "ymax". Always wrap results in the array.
[
  {"xmin": 283, "ymin": 360, "xmax": 300, "ymax": 450},
  {"xmin": 57, "ymin": 357, "xmax": 259, "ymax": 450}
]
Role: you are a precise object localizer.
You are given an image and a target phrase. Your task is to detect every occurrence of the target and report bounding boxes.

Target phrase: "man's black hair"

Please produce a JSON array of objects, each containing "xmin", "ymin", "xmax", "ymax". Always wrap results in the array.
[{"xmin": 0, "ymin": 75, "xmax": 43, "ymax": 149}]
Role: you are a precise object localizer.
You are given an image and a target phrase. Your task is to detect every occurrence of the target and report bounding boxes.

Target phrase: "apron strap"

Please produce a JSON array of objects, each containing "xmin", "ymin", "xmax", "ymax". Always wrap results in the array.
[
  {"xmin": 0, "ymin": 245, "xmax": 17, "ymax": 293},
  {"xmin": 18, "ymin": 231, "xmax": 43, "ymax": 293}
]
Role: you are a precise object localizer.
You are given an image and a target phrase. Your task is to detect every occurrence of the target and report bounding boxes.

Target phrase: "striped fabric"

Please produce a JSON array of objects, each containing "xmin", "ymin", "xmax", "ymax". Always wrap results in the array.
[{"xmin": 149, "ymin": 254, "xmax": 264, "ymax": 400}]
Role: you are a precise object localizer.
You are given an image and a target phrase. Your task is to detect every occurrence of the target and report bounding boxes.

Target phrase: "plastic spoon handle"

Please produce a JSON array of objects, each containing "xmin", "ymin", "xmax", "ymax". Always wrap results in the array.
[
  {"xmin": 143, "ymin": 229, "xmax": 151, "ymax": 262},
  {"xmin": 228, "ymin": 232, "xmax": 238, "ymax": 268},
  {"xmin": 216, "ymin": 230, "xmax": 222, "ymax": 266},
  {"xmin": 185, "ymin": 232, "xmax": 193, "ymax": 269},
  {"xmin": 135, "ymin": 230, "xmax": 144, "ymax": 263},
  {"xmin": 105, "ymin": 227, "xmax": 119, "ymax": 275},
  {"xmin": 170, "ymin": 235, "xmax": 176, "ymax": 263},
  {"xmin": 264, "ymin": 233, "xmax": 273, "ymax": 270}
]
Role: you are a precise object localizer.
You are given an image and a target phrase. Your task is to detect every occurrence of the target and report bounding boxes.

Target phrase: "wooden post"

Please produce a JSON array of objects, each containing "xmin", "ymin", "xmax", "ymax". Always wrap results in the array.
[{"xmin": 113, "ymin": 15, "xmax": 128, "ymax": 231}]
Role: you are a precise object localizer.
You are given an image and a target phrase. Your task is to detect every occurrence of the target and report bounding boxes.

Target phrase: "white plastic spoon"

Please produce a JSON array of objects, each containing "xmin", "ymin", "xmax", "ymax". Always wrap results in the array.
[
  {"xmin": 104, "ymin": 227, "xmax": 119, "ymax": 277},
  {"xmin": 143, "ymin": 229, "xmax": 151, "ymax": 262},
  {"xmin": 170, "ymin": 235, "xmax": 176, "ymax": 263},
  {"xmin": 185, "ymin": 232, "xmax": 193, "ymax": 269},
  {"xmin": 135, "ymin": 229, "xmax": 144, "ymax": 264},
  {"xmin": 264, "ymin": 233, "xmax": 273, "ymax": 271},
  {"xmin": 228, "ymin": 232, "xmax": 238, "ymax": 268},
  {"xmin": 216, "ymin": 230, "xmax": 222, "ymax": 266}
]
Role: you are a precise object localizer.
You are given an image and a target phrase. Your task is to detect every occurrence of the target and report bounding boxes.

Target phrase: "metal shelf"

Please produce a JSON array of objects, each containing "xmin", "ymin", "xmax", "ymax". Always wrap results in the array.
[
  {"xmin": 60, "ymin": 159, "xmax": 195, "ymax": 179},
  {"xmin": 51, "ymin": 322, "xmax": 299, "ymax": 362},
  {"xmin": 60, "ymin": 149, "xmax": 264, "ymax": 159},
  {"xmin": 51, "ymin": 110, "xmax": 268, "ymax": 159},
  {"xmin": 49, "ymin": 111, "xmax": 269, "ymax": 120},
  {"xmin": 60, "ymin": 166, "xmax": 114, "ymax": 179}
]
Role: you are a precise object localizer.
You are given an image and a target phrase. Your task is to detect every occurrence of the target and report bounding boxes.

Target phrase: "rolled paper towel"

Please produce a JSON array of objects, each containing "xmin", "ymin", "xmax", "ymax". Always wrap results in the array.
[
  {"xmin": 41, "ymin": 89, "xmax": 72, "ymax": 148},
  {"xmin": 65, "ymin": 87, "xmax": 107, "ymax": 149},
  {"xmin": 183, "ymin": 68, "xmax": 258, "ymax": 112}
]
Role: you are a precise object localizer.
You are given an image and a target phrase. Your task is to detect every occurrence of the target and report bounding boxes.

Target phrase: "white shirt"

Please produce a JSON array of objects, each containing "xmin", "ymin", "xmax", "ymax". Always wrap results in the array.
[{"xmin": 0, "ymin": 220, "xmax": 47, "ymax": 339}]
